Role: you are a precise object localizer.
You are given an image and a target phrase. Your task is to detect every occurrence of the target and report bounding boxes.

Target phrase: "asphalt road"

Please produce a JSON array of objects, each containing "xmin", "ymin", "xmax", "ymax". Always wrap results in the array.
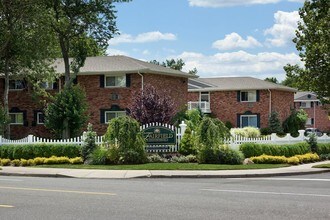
[{"xmin": 1, "ymin": 173, "xmax": 330, "ymax": 220}]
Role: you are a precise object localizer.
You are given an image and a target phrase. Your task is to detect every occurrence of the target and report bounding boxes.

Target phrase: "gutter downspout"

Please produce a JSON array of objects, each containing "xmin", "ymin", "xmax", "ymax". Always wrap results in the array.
[
  {"xmin": 313, "ymin": 101, "xmax": 316, "ymax": 129},
  {"xmin": 268, "ymin": 89, "xmax": 272, "ymax": 116},
  {"xmin": 137, "ymin": 71, "xmax": 144, "ymax": 91}
]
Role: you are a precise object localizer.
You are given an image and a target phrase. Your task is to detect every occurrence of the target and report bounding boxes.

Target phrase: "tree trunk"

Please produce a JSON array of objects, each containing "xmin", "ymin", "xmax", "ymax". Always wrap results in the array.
[{"xmin": 3, "ymin": 61, "xmax": 10, "ymax": 139}]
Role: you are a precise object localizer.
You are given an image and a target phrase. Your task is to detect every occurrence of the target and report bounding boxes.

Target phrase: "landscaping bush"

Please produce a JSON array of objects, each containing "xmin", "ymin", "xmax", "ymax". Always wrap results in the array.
[
  {"xmin": 81, "ymin": 123, "xmax": 97, "ymax": 162},
  {"xmin": 103, "ymin": 116, "xmax": 146, "ymax": 164},
  {"xmin": 147, "ymin": 154, "xmax": 167, "ymax": 163},
  {"xmin": 260, "ymin": 127, "xmax": 272, "ymax": 135},
  {"xmin": 319, "ymin": 154, "xmax": 330, "ymax": 161},
  {"xmin": 70, "ymin": 157, "xmax": 83, "ymax": 164},
  {"xmin": 250, "ymin": 153, "xmax": 319, "ymax": 165},
  {"xmin": 0, "ymin": 144, "xmax": 81, "ymax": 160},
  {"xmin": 0, "ymin": 156, "xmax": 83, "ymax": 166},
  {"xmin": 217, "ymin": 146, "xmax": 244, "ymax": 165},
  {"xmin": 89, "ymin": 147, "xmax": 109, "ymax": 165},
  {"xmin": 179, "ymin": 127, "xmax": 197, "ymax": 156},
  {"xmin": 231, "ymin": 127, "xmax": 261, "ymax": 138},
  {"xmin": 0, "ymin": 158, "xmax": 11, "ymax": 166},
  {"xmin": 317, "ymin": 143, "xmax": 330, "ymax": 155},
  {"xmin": 306, "ymin": 133, "xmax": 317, "ymax": 153},
  {"xmin": 239, "ymin": 142, "xmax": 310, "ymax": 158}
]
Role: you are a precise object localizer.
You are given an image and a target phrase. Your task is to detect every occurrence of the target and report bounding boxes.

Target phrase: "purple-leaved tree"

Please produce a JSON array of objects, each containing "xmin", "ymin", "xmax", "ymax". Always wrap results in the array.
[{"xmin": 129, "ymin": 84, "xmax": 175, "ymax": 124}]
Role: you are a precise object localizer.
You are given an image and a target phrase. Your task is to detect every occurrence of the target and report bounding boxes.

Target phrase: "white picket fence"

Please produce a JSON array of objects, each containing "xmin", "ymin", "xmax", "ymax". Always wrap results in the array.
[{"xmin": 1, "ymin": 125, "xmax": 329, "ymax": 152}]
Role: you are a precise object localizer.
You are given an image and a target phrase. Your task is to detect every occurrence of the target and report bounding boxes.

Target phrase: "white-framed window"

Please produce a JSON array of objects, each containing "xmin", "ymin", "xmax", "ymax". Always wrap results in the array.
[
  {"xmin": 105, "ymin": 75, "xmax": 126, "ymax": 88},
  {"xmin": 200, "ymin": 92, "xmax": 210, "ymax": 102},
  {"xmin": 306, "ymin": 118, "xmax": 314, "ymax": 125},
  {"xmin": 37, "ymin": 112, "xmax": 45, "ymax": 124},
  {"xmin": 241, "ymin": 90, "xmax": 256, "ymax": 102},
  {"xmin": 240, "ymin": 115, "xmax": 258, "ymax": 128},
  {"xmin": 40, "ymin": 81, "xmax": 53, "ymax": 90},
  {"xmin": 104, "ymin": 111, "xmax": 126, "ymax": 123},
  {"xmin": 9, "ymin": 112, "xmax": 24, "ymax": 125},
  {"xmin": 9, "ymin": 80, "xmax": 25, "ymax": 90},
  {"xmin": 300, "ymin": 102, "xmax": 311, "ymax": 108}
]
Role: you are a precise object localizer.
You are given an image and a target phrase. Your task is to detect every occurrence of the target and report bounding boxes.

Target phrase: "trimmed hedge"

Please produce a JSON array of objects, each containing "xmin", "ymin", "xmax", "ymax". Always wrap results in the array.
[
  {"xmin": 239, "ymin": 142, "xmax": 310, "ymax": 158},
  {"xmin": 317, "ymin": 143, "xmax": 330, "ymax": 155},
  {"xmin": 250, "ymin": 153, "xmax": 319, "ymax": 165},
  {"xmin": 0, "ymin": 144, "xmax": 81, "ymax": 160},
  {"xmin": 0, "ymin": 156, "xmax": 83, "ymax": 167}
]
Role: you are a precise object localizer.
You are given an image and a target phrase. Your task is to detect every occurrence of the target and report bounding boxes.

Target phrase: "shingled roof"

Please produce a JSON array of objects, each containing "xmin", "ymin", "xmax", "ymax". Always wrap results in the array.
[
  {"xmin": 189, "ymin": 77, "xmax": 297, "ymax": 92},
  {"xmin": 53, "ymin": 56, "xmax": 196, "ymax": 78}
]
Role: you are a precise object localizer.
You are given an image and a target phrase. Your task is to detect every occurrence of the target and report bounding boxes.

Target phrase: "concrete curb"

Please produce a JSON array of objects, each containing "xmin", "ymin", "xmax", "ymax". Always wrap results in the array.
[{"xmin": 1, "ymin": 168, "xmax": 329, "ymax": 179}]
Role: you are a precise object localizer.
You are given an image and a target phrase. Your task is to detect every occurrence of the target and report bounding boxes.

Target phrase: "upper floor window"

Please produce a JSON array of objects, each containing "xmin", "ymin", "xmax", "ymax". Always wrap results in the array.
[
  {"xmin": 105, "ymin": 75, "xmax": 126, "ymax": 88},
  {"xmin": 9, "ymin": 112, "xmax": 24, "ymax": 125},
  {"xmin": 200, "ymin": 92, "xmax": 210, "ymax": 102},
  {"xmin": 9, "ymin": 80, "xmax": 25, "ymax": 90},
  {"xmin": 300, "ymin": 102, "xmax": 311, "ymax": 108},
  {"xmin": 241, "ymin": 90, "xmax": 256, "ymax": 102}
]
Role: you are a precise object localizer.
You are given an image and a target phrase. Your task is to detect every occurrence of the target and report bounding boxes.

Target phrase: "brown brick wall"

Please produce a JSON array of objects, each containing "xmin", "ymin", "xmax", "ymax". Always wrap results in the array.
[
  {"xmin": 295, "ymin": 102, "xmax": 330, "ymax": 132},
  {"xmin": 0, "ymin": 73, "xmax": 188, "ymax": 138},
  {"xmin": 188, "ymin": 89, "xmax": 294, "ymax": 128}
]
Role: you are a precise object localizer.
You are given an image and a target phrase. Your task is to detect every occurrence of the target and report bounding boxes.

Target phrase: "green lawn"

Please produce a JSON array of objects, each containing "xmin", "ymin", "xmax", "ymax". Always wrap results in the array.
[
  {"xmin": 36, "ymin": 163, "xmax": 289, "ymax": 170},
  {"xmin": 312, "ymin": 163, "xmax": 330, "ymax": 168}
]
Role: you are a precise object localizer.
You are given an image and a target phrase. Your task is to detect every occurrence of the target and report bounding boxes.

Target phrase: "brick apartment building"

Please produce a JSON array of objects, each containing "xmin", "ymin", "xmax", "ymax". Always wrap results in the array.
[
  {"xmin": 1, "ymin": 56, "xmax": 195, "ymax": 139},
  {"xmin": 294, "ymin": 92, "xmax": 330, "ymax": 132},
  {"xmin": 188, "ymin": 77, "xmax": 297, "ymax": 128}
]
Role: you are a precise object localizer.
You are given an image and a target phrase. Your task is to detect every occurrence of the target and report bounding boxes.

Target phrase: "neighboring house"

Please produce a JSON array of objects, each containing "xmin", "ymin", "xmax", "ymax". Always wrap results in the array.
[
  {"xmin": 294, "ymin": 92, "xmax": 330, "ymax": 132},
  {"xmin": 188, "ymin": 77, "xmax": 297, "ymax": 128},
  {"xmin": 0, "ymin": 56, "xmax": 195, "ymax": 139}
]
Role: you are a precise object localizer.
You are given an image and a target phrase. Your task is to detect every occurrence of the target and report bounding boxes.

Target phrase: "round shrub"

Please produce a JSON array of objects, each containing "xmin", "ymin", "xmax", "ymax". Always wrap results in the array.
[
  {"xmin": 103, "ymin": 116, "xmax": 146, "ymax": 164},
  {"xmin": 0, "ymin": 158, "xmax": 11, "ymax": 166},
  {"xmin": 231, "ymin": 127, "xmax": 261, "ymax": 138},
  {"xmin": 89, "ymin": 147, "xmax": 109, "ymax": 165},
  {"xmin": 217, "ymin": 146, "xmax": 244, "ymax": 165}
]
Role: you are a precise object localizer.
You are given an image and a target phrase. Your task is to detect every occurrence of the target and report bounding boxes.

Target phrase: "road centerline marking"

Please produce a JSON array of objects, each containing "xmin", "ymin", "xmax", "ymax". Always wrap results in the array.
[
  {"xmin": 0, "ymin": 186, "xmax": 116, "ymax": 196},
  {"xmin": 0, "ymin": 205, "xmax": 14, "ymax": 208},
  {"xmin": 200, "ymin": 189, "xmax": 330, "ymax": 198}
]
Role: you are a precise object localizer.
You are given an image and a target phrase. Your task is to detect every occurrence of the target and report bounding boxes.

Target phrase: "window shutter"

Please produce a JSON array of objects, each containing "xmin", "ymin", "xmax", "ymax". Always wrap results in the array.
[
  {"xmin": 53, "ymin": 81, "xmax": 58, "ymax": 90},
  {"xmin": 100, "ymin": 109, "xmax": 105, "ymax": 124},
  {"xmin": 311, "ymin": 102, "xmax": 314, "ymax": 107},
  {"xmin": 23, "ymin": 110, "xmax": 28, "ymax": 127},
  {"xmin": 100, "ymin": 75, "xmax": 105, "ymax": 88},
  {"xmin": 237, "ymin": 114, "xmax": 241, "ymax": 127},
  {"xmin": 311, "ymin": 118, "xmax": 314, "ymax": 125},
  {"xmin": 256, "ymin": 90, "xmax": 260, "ymax": 102},
  {"xmin": 126, "ymin": 74, "xmax": 131, "ymax": 87},
  {"xmin": 237, "ymin": 91, "xmax": 241, "ymax": 102},
  {"xmin": 257, "ymin": 114, "xmax": 260, "ymax": 128}
]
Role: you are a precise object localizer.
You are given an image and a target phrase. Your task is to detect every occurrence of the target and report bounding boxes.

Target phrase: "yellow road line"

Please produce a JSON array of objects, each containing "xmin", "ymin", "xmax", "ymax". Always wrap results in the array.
[
  {"xmin": 0, "ymin": 186, "xmax": 116, "ymax": 196},
  {"xmin": 0, "ymin": 205, "xmax": 14, "ymax": 208}
]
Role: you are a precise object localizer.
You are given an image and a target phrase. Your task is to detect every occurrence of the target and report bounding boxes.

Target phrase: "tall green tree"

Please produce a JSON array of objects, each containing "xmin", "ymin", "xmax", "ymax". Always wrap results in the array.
[
  {"xmin": 264, "ymin": 77, "xmax": 279, "ymax": 84},
  {"xmin": 45, "ymin": 85, "xmax": 88, "ymax": 138},
  {"xmin": 43, "ymin": 0, "xmax": 130, "ymax": 138},
  {"xmin": 0, "ymin": 0, "xmax": 56, "ymax": 138},
  {"xmin": 284, "ymin": 0, "xmax": 330, "ymax": 102}
]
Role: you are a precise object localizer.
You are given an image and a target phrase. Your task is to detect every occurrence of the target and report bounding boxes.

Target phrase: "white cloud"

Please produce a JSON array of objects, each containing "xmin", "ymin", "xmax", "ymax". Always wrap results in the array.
[
  {"xmin": 174, "ymin": 50, "xmax": 302, "ymax": 80},
  {"xmin": 188, "ymin": 0, "xmax": 281, "ymax": 8},
  {"xmin": 109, "ymin": 31, "xmax": 177, "ymax": 45},
  {"xmin": 106, "ymin": 48, "xmax": 129, "ymax": 56},
  {"xmin": 212, "ymin": 32, "xmax": 262, "ymax": 50},
  {"xmin": 188, "ymin": 0, "xmax": 304, "ymax": 7},
  {"xmin": 264, "ymin": 11, "xmax": 300, "ymax": 47}
]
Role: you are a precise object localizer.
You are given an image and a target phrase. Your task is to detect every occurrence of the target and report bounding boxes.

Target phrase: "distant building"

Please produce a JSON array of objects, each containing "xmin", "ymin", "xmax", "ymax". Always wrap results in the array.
[
  {"xmin": 294, "ymin": 92, "xmax": 330, "ymax": 132},
  {"xmin": 188, "ymin": 77, "xmax": 297, "ymax": 128}
]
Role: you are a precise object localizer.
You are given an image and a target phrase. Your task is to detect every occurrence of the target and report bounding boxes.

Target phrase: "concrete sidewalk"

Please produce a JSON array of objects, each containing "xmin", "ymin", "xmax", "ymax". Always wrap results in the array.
[{"xmin": 0, "ymin": 160, "xmax": 329, "ymax": 179}]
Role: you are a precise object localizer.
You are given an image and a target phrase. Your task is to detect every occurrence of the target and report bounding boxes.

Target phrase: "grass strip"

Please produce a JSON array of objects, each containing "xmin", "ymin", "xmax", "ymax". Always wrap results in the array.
[{"xmin": 312, "ymin": 163, "xmax": 330, "ymax": 169}]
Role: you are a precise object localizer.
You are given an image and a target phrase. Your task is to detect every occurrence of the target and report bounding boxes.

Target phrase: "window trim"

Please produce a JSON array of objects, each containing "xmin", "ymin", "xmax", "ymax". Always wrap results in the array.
[
  {"xmin": 240, "ymin": 114, "xmax": 258, "ymax": 128},
  {"xmin": 9, "ymin": 112, "xmax": 24, "ymax": 125},
  {"xmin": 300, "ymin": 101, "xmax": 311, "ymax": 109},
  {"xmin": 9, "ymin": 80, "xmax": 25, "ymax": 91},
  {"xmin": 240, "ymin": 90, "xmax": 257, "ymax": 102},
  {"xmin": 40, "ymin": 81, "xmax": 54, "ymax": 90},
  {"xmin": 199, "ymin": 91, "xmax": 210, "ymax": 102},
  {"xmin": 104, "ymin": 111, "xmax": 126, "ymax": 124},
  {"xmin": 104, "ymin": 75, "xmax": 126, "ymax": 88},
  {"xmin": 37, "ymin": 112, "xmax": 45, "ymax": 125}
]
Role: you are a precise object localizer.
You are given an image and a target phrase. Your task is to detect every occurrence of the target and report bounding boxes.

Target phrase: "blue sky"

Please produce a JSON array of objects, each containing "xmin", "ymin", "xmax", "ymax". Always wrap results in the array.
[{"xmin": 108, "ymin": 0, "xmax": 305, "ymax": 81}]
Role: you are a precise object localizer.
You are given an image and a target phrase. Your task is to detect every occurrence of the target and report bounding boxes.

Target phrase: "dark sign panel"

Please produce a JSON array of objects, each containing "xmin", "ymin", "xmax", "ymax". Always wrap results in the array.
[{"xmin": 142, "ymin": 126, "xmax": 176, "ymax": 145}]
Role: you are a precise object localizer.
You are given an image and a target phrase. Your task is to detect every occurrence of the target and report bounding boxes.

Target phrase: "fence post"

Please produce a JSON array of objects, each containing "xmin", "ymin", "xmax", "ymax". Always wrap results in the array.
[
  {"xmin": 179, "ymin": 121, "xmax": 187, "ymax": 137},
  {"xmin": 298, "ymin": 130, "xmax": 305, "ymax": 141},
  {"xmin": 28, "ymin": 135, "xmax": 33, "ymax": 144},
  {"xmin": 0, "ymin": 135, "xmax": 2, "ymax": 145}
]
